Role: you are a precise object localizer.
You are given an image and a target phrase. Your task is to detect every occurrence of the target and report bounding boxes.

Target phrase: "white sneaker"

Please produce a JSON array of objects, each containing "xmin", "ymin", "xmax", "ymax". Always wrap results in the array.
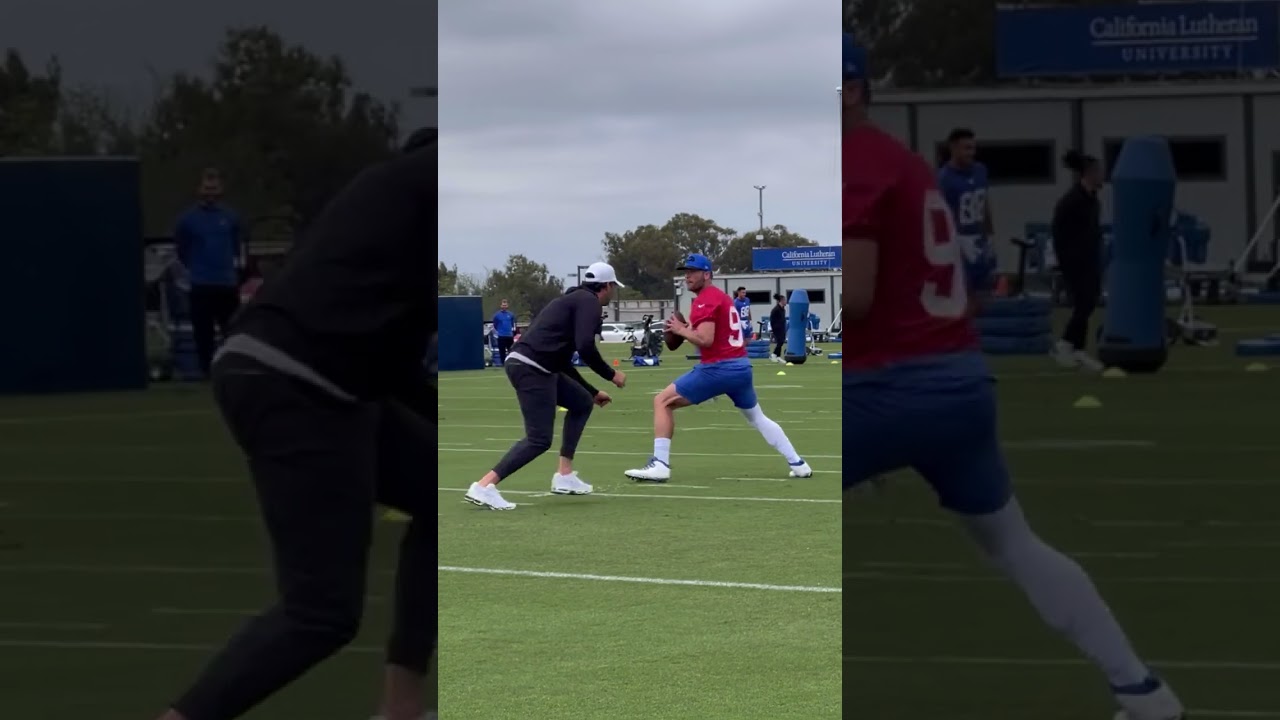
[
  {"xmin": 1112, "ymin": 678, "xmax": 1184, "ymax": 720},
  {"xmin": 1051, "ymin": 340, "xmax": 1080, "ymax": 368},
  {"xmin": 770, "ymin": 354, "xmax": 785, "ymax": 364},
  {"xmin": 463, "ymin": 482, "xmax": 515, "ymax": 510},
  {"xmin": 1075, "ymin": 350, "xmax": 1105, "ymax": 373},
  {"xmin": 551, "ymin": 472, "xmax": 593, "ymax": 495},
  {"xmin": 625, "ymin": 458, "xmax": 671, "ymax": 483},
  {"xmin": 788, "ymin": 461, "xmax": 813, "ymax": 478}
]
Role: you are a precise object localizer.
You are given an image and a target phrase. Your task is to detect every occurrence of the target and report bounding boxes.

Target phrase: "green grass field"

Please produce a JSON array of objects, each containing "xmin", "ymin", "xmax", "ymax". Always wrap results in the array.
[
  {"xmin": 3, "ymin": 306, "xmax": 1280, "ymax": 718},
  {"xmin": 438, "ymin": 344, "xmax": 843, "ymax": 720}
]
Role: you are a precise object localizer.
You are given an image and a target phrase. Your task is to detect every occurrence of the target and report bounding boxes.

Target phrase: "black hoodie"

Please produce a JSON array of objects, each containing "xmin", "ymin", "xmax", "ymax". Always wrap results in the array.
[{"xmin": 231, "ymin": 129, "xmax": 437, "ymax": 417}]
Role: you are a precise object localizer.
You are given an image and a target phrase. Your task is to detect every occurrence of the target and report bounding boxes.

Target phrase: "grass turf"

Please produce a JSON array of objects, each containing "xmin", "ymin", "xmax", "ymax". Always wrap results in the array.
[{"xmin": 2, "ymin": 305, "xmax": 1280, "ymax": 718}]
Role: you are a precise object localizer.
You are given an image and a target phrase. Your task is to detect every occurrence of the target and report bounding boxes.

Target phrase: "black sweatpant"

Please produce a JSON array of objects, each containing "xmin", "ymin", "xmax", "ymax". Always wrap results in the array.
[
  {"xmin": 491, "ymin": 361, "xmax": 594, "ymax": 481},
  {"xmin": 189, "ymin": 284, "xmax": 242, "ymax": 377},
  {"xmin": 171, "ymin": 353, "xmax": 435, "ymax": 720},
  {"xmin": 496, "ymin": 335, "xmax": 514, "ymax": 364},
  {"xmin": 1060, "ymin": 263, "xmax": 1101, "ymax": 351}
]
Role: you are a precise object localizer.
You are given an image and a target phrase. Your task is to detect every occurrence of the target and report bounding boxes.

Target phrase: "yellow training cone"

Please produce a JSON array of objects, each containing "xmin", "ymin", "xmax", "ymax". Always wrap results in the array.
[
  {"xmin": 557, "ymin": 406, "xmax": 567, "ymax": 412},
  {"xmin": 1246, "ymin": 362, "xmax": 1270, "ymax": 372},
  {"xmin": 1073, "ymin": 395, "xmax": 1102, "ymax": 409},
  {"xmin": 1101, "ymin": 367, "xmax": 1126, "ymax": 379},
  {"xmin": 776, "ymin": 371, "xmax": 786, "ymax": 376},
  {"xmin": 785, "ymin": 362, "xmax": 794, "ymax": 366}
]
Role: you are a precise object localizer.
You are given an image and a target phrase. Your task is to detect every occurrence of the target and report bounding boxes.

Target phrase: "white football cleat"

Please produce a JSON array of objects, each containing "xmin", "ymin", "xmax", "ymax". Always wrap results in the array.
[
  {"xmin": 551, "ymin": 472, "xmax": 593, "ymax": 495},
  {"xmin": 463, "ymin": 482, "xmax": 515, "ymax": 510},
  {"xmin": 625, "ymin": 458, "xmax": 671, "ymax": 483},
  {"xmin": 1111, "ymin": 677, "xmax": 1185, "ymax": 720},
  {"xmin": 788, "ymin": 461, "xmax": 813, "ymax": 478}
]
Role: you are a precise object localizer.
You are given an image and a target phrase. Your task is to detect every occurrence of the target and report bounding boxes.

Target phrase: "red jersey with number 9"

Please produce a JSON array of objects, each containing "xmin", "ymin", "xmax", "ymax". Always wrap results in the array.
[
  {"xmin": 689, "ymin": 285, "xmax": 749, "ymax": 364},
  {"xmin": 843, "ymin": 124, "xmax": 978, "ymax": 371}
]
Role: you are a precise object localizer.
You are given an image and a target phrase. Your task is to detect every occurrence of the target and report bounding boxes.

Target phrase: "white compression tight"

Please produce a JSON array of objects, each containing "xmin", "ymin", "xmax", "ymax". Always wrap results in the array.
[
  {"xmin": 738, "ymin": 404, "xmax": 801, "ymax": 464},
  {"xmin": 957, "ymin": 498, "xmax": 1150, "ymax": 688}
]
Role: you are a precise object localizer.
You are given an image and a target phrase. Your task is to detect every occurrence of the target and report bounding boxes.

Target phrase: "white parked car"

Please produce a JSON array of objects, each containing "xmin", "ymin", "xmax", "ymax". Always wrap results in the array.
[{"xmin": 599, "ymin": 322, "xmax": 637, "ymax": 343}]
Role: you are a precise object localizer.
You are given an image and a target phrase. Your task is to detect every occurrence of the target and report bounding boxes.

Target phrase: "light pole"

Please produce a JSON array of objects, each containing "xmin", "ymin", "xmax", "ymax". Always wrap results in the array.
[
  {"xmin": 752, "ymin": 185, "xmax": 766, "ymax": 246},
  {"xmin": 569, "ymin": 264, "xmax": 590, "ymax": 285}
]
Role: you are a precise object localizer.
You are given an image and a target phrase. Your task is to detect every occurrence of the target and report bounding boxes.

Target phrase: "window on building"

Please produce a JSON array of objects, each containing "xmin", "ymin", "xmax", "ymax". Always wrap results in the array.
[
  {"xmin": 804, "ymin": 290, "xmax": 827, "ymax": 303},
  {"xmin": 1103, "ymin": 137, "xmax": 1226, "ymax": 182},
  {"xmin": 934, "ymin": 140, "xmax": 1057, "ymax": 185},
  {"xmin": 743, "ymin": 290, "xmax": 773, "ymax": 305}
]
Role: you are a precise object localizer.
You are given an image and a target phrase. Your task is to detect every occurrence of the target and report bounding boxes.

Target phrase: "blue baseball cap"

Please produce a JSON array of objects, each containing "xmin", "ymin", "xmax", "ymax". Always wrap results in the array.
[
  {"xmin": 844, "ymin": 33, "xmax": 866, "ymax": 81},
  {"xmin": 679, "ymin": 253, "xmax": 713, "ymax": 272}
]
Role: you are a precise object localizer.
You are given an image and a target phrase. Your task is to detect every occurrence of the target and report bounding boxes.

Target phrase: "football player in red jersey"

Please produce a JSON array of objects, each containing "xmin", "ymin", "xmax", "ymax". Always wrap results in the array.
[
  {"xmin": 624, "ymin": 253, "xmax": 811, "ymax": 483},
  {"xmin": 841, "ymin": 34, "xmax": 1183, "ymax": 720}
]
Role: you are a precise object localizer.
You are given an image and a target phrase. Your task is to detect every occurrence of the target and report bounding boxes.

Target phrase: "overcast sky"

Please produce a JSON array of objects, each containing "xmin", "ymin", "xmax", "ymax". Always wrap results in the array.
[
  {"xmin": 439, "ymin": 0, "xmax": 839, "ymax": 281},
  {"xmin": 5, "ymin": 0, "xmax": 436, "ymax": 135}
]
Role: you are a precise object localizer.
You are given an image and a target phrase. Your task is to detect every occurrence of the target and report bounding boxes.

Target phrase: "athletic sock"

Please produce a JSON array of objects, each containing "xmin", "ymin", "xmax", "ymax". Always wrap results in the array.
[
  {"xmin": 959, "ymin": 499, "xmax": 1151, "ymax": 688},
  {"xmin": 653, "ymin": 438, "xmax": 671, "ymax": 465},
  {"xmin": 739, "ymin": 405, "xmax": 801, "ymax": 464}
]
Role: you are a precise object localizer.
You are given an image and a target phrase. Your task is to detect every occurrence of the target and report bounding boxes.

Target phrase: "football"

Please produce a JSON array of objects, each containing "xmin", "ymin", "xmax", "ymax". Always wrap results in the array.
[{"xmin": 664, "ymin": 311, "xmax": 686, "ymax": 351}]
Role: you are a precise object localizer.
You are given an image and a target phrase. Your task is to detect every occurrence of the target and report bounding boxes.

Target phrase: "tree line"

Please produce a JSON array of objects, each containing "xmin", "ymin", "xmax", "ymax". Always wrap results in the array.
[
  {"xmin": 2, "ymin": 27, "xmax": 820, "ymax": 321},
  {"xmin": 438, "ymin": 212, "xmax": 818, "ymax": 321},
  {"xmin": 0, "ymin": 26, "xmax": 400, "ymax": 242}
]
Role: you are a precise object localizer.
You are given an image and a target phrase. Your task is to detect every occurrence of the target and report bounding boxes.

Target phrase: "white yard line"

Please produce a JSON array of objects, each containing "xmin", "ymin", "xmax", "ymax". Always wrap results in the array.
[
  {"xmin": 0, "ymin": 621, "xmax": 107, "ymax": 631},
  {"xmin": 843, "ymin": 653, "xmax": 1280, "ymax": 672},
  {"xmin": 0, "ymin": 638, "xmax": 382, "ymax": 654},
  {"xmin": 439, "ymin": 565, "xmax": 840, "ymax": 593},
  {"xmin": 440, "ymin": 447, "xmax": 843, "ymax": 460},
  {"xmin": 0, "ymin": 409, "xmax": 210, "ymax": 425},
  {"xmin": 438, "ymin": 486, "xmax": 839, "ymax": 504}
]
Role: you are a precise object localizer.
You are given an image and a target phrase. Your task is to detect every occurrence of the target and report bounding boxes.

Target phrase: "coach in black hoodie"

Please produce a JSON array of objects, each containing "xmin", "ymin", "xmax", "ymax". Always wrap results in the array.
[{"xmin": 157, "ymin": 128, "xmax": 437, "ymax": 720}]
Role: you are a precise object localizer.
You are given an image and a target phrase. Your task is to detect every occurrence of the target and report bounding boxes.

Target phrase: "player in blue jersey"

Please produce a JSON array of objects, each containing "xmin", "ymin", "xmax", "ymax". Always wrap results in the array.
[
  {"xmin": 937, "ymin": 128, "xmax": 998, "ymax": 294},
  {"xmin": 732, "ymin": 287, "xmax": 753, "ymax": 337},
  {"xmin": 842, "ymin": 32, "xmax": 1184, "ymax": 720}
]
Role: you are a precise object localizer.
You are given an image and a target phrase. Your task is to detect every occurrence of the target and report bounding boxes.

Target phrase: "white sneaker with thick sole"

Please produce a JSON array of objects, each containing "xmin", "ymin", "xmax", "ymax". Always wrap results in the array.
[
  {"xmin": 1051, "ymin": 340, "xmax": 1080, "ymax": 368},
  {"xmin": 625, "ymin": 458, "xmax": 671, "ymax": 483},
  {"xmin": 788, "ymin": 460, "xmax": 813, "ymax": 478},
  {"xmin": 551, "ymin": 472, "xmax": 593, "ymax": 495},
  {"xmin": 1075, "ymin": 350, "xmax": 1105, "ymax": 373},
  {"xmin": 463, "ymin": 482, "xmax": 515, "ymax": 510},
  {"xmin": 1111, "ymin": 677, "xmax": 1185, "ymax": 720}
]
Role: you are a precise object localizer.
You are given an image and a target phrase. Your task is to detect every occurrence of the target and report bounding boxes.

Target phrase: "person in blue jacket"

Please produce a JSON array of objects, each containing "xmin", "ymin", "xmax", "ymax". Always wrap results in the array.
[
  {"xmin": 174, "ymin": 169, "xmax": 244, "ymax": 376},
  {"xmin": 492, "ymin": 299, "xmax": 516, "ymax": 365}
]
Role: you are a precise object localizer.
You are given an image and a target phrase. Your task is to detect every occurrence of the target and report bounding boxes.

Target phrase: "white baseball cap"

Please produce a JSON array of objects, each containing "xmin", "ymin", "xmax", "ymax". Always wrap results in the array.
[{"xmin": 582, "ymin": 261, "xmax": 625, "ymax": 287}]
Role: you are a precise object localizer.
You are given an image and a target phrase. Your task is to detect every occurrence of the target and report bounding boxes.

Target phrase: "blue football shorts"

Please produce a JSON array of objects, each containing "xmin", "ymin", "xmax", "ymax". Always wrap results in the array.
[
  {"xmin": 843, "ymin": 352, "xmax": 1012, "ymax": 515},
  {"xmin": 674, "ymin": 357, "xmax": 758, "ymax": 409}
]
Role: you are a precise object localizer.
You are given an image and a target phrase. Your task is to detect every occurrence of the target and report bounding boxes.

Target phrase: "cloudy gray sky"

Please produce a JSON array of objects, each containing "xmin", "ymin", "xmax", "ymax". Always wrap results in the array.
[
  {"xmin": 439, "ymin": 0, "xmax": 839, "ymax": 282},
  {"xmin": 6, "ymin": 0, "xmax": 436, "ymax": 134}
]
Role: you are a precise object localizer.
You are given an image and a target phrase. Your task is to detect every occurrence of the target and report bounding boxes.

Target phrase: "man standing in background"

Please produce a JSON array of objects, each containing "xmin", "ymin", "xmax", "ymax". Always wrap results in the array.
[
  {"xmin": 733, "ymin": 287, "xmax": 753, "ymax": 337},
  {"xmin": 938, "ymin": 128, "xmax": 999, "ymax": 297},
  {"xmin": 492, "ymin": 299, "xmax": 516, "ymax": 365},
  {"xmin": 174, "ymin": 169, "xmax": 244, "ymax": 377},
  {"xmin": 769, "ymin": 293, "xmax": 787, "ymax": 364}
]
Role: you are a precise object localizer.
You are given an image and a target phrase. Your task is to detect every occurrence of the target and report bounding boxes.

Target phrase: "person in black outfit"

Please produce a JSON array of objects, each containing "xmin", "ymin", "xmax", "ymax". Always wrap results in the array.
[
  {"xmin": 464, "ymin": 262, "xmax": 628, "ymax": 510},
  {"xmin": 155, "ymin": 128, "xmax": 438, "ymax": 720},
  {"xmin": 769, "ymin": 293, "xmax": 788, "ymax": 363},
  {"xmin": 1051, "ymin": 149, "xmax": 1106, "ymax": 372}
]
